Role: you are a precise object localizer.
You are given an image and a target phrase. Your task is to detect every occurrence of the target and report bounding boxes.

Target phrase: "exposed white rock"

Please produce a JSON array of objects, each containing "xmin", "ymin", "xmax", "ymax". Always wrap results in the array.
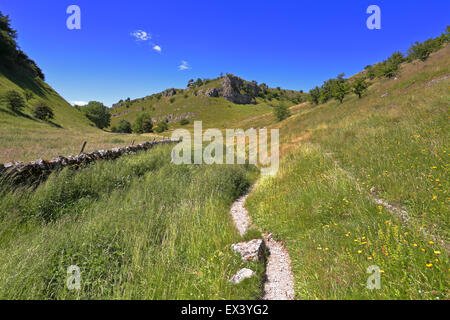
[
  {"xmin": 230, "ymin": 268, "xmax": 255, "ymax": 284},
  {"xmin": 231, "ymin": 239, "xmax": 265, "ymax": 263}
]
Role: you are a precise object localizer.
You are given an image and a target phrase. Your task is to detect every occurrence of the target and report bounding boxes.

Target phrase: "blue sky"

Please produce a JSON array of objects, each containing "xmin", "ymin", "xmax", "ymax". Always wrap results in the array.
[{"xmin": 1, "ymin": 0, "xmax": 448, "ymax": 106}]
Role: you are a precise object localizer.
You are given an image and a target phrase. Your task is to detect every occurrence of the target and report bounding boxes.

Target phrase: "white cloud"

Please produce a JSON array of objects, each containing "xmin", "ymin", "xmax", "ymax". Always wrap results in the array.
[
  {"xmin": 178, "ymin": 60, "xmax": 191, "ymax": 71},
  {"xmin": 153, "ymin": 45, "xmax": 162, "ymax": 53},
  {"xmin": 131, "ymin": 30, "xmax": 151, "ymax": 41},
  {"xmin": 70, "ymin": 101, "xmax": 88, "ymax": 106}
]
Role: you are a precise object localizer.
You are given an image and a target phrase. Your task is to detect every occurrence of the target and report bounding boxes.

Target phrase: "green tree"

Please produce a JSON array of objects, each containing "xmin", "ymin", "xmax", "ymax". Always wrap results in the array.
[
  {"xmin": 4, "ymin": 90, "xmax": 25, "ymax": 112},
  {"xmin": 331, "ymin": 74, "xmax": 349, "ymax": 103},
  {"xmin": 132, "ymin": 112, "xmax": 153, "ymax": 134},
  {"xmin": 352, "ymin": 78, "xmax": 370, "ymax": 98},
  {"xmin": 115, "ymin": 119, "xmax": 132, "ymax": 133},
  {"xmin": 155, "ymin": 121, "xmax": 169, "ymax": 133},
  {"xmin": 81, "ymin": 101, "xmax": 111, "ymax": 129},
  {"xmin": 32, "ymin": 101, "xmax": 54, "ymax": 120},
  {"xmin": 308, "ymin": 86, "xmax": 321, "ymax": 105},
  {"xmin": 273, "ymin": 103, "xmax": 290, "ymax": 122}
]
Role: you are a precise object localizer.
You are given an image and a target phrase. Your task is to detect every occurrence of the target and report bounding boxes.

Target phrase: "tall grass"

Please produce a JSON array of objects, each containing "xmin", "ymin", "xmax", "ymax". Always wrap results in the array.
[
  {"xmin": 0, "ymin": 145, "xmax": 263, "ymax": 299},
  {"xmin": 246, "ymin": 46, "xmax": 449, "ymax": 299}
]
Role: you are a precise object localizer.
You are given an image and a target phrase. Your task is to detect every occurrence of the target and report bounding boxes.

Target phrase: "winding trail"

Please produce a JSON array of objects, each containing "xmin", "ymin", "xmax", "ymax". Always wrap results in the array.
[{"xmin": 230, "ymin": 191, "xmax": 295, "ymax": 300}]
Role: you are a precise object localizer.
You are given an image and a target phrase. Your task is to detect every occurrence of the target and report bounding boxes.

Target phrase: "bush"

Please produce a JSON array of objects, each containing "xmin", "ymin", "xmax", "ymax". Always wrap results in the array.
[
  {"xmin": 273, "ymin": 104, "xmax": 290, "ymax": 122},
  {"xmin": 179, "ymin": 119, "xmax": 189, "ymax": 126},
  {"xmin": 308, "ymin": 87, "xmax": 321, "ymax": 105},
  {"xmin": 132, "ymin": 112, "xmax": 153, "ymax": 134},
  {"xmin": 155, "ymin": 121, "xmax": 169, "ymax": 133},
  {"xmin": 169, "ymin": 97, "xmax": 176, "ymax": 103},
  {"xmin": 80, "ymin": 101, "xmax": 111, "ymax": 129},
  {"xmin": 24, "ymin": 89, "xmax": 33, "ymax": 101},
  {"xmin": 32, "ymin": 101, "xmax": 54, "ymax": 120},
  {"xmin": 352, "ymin": 77, "xmax": 370, "ymax": 98},
  {"xmin": 4, "ymin": 90, "xmax": 25, "ymax": 112},
  {"xmin": 114, "ymin": 119, "xmax": 132, "ymax": 133}
]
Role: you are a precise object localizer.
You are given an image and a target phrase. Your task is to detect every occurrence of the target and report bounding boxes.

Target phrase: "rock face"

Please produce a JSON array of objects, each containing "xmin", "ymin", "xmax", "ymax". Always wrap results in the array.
[
  {"xmin": 203, "ymin": 87, "xmax": 221, "ymax": 98},
  {"xmin": 161, "ymin": 88, "xmax": 178, "ymax": 97},
  {"xmin": 230, "ymin": 268, "xmax": 255, "ymax": 284},
  {"xmin": 231, "ymin": 239, "xmax": 266, "ymax": 263},
  {"xmin": 0, "ymin": 138, "xmax": 181, "ymax": 186},
  {"xmin": 221, "ymin": 74, "xmax": 257, "ymax": 104},
  {"xmin": 195, "ymin": 74, "xmax": 259, "ymax": 104}
]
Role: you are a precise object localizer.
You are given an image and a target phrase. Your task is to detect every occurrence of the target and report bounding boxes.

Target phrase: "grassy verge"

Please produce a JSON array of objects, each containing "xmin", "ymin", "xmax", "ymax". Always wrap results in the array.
[
  {"xmin": 0, "ymin": 144, "xmax": 263, "ymax": 299},
  {"xmin": 246, "ymin": 47, "xmax": 449, "ymax": 299}
]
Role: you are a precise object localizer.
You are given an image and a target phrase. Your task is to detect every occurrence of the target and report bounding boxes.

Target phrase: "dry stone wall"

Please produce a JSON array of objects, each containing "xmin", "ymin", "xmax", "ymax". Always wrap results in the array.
[{"xmin": 0, "ymin": 138, "xmax": 181, "ymax": 185}]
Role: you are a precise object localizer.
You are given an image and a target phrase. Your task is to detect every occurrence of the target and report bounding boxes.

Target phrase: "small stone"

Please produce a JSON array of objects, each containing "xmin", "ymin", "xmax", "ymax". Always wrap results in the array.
[{"xmin": 230, "ymin": 268, "xmax": 255, "ymax": 284}]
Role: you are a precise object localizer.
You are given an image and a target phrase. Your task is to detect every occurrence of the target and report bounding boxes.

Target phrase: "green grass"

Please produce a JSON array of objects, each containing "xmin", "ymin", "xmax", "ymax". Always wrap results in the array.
[
  {"xmin": 110, "ymin": 78, "xmax": 301, "ymax": 133},
  {"xmin": 246, "ymin": 46, "xmax": 449, "ymax": 299},
  {"xmin": 0, "ymin": 144, "xmax": 263, "ymax": 299},
  {"xmin": 0, "ymin": 66, "xmax": 162, "ymax": 163}
]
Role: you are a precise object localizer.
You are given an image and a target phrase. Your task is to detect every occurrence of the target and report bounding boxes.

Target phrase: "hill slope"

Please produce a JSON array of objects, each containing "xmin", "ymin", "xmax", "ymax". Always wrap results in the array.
[
  {"xmin": 246, "ymin": 44, "xmax": 449, "ymax": 299},
  {"xmin": 110, "ymin": 74, "xmax": 305, "ymax": 132}
]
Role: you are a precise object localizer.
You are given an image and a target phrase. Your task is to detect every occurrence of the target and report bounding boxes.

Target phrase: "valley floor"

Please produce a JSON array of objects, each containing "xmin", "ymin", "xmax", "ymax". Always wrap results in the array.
[{"xmin": 0, "ymin": 46, "xmax": 448, "ymax": 300}]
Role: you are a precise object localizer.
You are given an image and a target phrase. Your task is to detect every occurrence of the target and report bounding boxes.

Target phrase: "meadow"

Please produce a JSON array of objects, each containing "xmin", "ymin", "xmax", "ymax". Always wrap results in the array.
[
  {"xmin": 246, "ymin": 45, "xmax": 449, "ymax": 299},
  {"xmin": 0, "ymin": 144, "xmax": 264, "ymax": 299}
]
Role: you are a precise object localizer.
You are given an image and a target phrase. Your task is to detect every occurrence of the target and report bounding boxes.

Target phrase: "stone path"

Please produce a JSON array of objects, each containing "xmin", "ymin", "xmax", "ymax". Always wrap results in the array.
[{"xmin": 230, "ymin": 190, "xmax": 295, "ymax": 300}]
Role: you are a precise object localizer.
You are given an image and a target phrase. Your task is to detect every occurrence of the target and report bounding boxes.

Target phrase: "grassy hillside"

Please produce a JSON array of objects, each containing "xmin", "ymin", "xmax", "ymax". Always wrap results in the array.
[
  {"xmin": 110, "ymin": 75, "xmax": 303, "ymax": 133},
  {"xmin": 246, "ymin": 45, "xmax": 449, "ymax": 299},
  {"xmin": 0, "ymin": 66, "xmax": 161, "ymax": 163},
  {"xmin": 0, "ymin": 144, "xmax": 264, "ymax": 299}
]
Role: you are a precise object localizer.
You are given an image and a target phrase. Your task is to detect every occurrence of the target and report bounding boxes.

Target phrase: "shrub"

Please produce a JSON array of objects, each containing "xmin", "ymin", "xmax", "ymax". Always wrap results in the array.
[
  {"xmin": 169, "ymin": 97, "xmax": 176, "ymax": 103},
  {"xmin": 132, "ymin": 112, "xmax": 153, "ymax": 134},
  {"xmin": 32, "ymin": 101, "xmax": 54, "ymax": 120},
  {"xmin": 155, "ymin": 121, "xmax": 169, "ymax": 133},
  {"xmin": 24, "ymin": 89, "xmax": 33, "ymax": 101},
  {"xmin": 4, "ymin": 90, "xmax": 25, "ymax": 112},
  {"xmin": 179, "ymin": 119, "xmax": 189, "ymax": 126},
  {"xmin": 352, "ymin": 77, "xmax": 370, "ymax": 98},
  {"xmin": 115, "ymin": 119, "xmax": 132, "ymax": 133},
  {"xmin": 308, "ymin": 87, "xmax": 321, "ymax": 105},
  {"xmin": 80, "ymin": 101, "xmax": 111, "ymax": 129},
  {"xmin": 273, "ymin": 104, "xmax": 290, "ymax": 122},
  {"xmin": 332, "ymin": 77, "xmax": 349, "ymax": 103}
]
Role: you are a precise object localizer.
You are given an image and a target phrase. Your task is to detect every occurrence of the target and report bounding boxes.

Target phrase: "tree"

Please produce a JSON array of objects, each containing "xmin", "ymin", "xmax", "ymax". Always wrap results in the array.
[
  {"xmin": 155, "ymin": 121, "xmax": 168, "ymax": 133},
  {"xmin": 132, "ymin": 112, "xmax": 153, "ymax": 134},
  {"xmin": 273, "ymin": 103, "xmax": 290, "ymax": 122},
  {"xmin": 352, "ymin": 78, "xmax": 370, "ymax": 98},
  {"xmin": 114, "ymin": 119, "xmax": 132, "ymax": 133},
  {"xmin": 365, "ymin": 65, "xmax": 376, "ymax": 80},
  {"xmin": 308, "ymin": 86, "xmax": 321, "ymax": 105},
  {"xmin": 81, "ymin": 101, "xmax": 111, "ymax": 129},
  {"xmin": 32, "ymin": 101, "xmax": 54, "ymax": 120},
  {"xmin": 4, "ymin": 90, "xmax": 25, "ymax": 112},
  {"xmin": 331, "ymin": 74, "xmax": 349, "ymax": 103}
]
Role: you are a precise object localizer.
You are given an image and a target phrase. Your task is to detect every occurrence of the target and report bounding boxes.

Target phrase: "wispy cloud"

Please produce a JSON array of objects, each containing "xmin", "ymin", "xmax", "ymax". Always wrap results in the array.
[
  {"xmin": 131, "ymin": 30, "xmax": 162, "ymax": 54},
  {"xmin": 70, "ymin": 101, "xmax": 88, "ymax": 106},
  {"xmin": 178, "ymin": 60, "xmax": 191, "ymax": 71},
  {"xmin": 131, "ymin": 30, "xmax": 151, "ymax": 41}
]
